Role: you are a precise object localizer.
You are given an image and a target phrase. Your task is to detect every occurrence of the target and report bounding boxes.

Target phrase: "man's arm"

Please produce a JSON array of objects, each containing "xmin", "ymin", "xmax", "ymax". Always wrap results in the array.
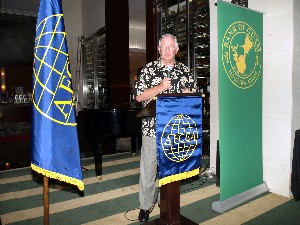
[{"xmin": 136, "ymin": 78, "xmax": 171, "ymax": 102}]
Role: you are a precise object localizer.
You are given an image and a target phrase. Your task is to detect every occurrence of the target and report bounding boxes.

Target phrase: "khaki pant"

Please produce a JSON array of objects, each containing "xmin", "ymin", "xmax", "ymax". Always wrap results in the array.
[{"xmin": 139, "ymin": 136, "xmax": 159, "ymax": 210}]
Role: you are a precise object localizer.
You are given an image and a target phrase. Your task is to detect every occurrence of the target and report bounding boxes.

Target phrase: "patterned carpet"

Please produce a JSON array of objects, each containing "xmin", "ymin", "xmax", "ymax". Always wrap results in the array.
[{"xmin": 1, "ymin": 152, "xmax": 299, "ymax": 225}]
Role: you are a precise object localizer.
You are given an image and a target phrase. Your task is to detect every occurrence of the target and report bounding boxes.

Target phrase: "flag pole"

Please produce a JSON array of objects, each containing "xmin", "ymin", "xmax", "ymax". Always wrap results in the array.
[{"xmin": 43, "ymin": 176, "xmax": 49, "ymax": 225}]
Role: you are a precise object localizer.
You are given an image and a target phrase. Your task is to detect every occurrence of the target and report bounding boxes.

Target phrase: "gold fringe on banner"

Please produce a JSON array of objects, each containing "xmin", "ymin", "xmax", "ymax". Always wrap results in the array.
[
  {"xmin": 159, "ymin": 168, "xmax": 200, "ymax": 187},
  {"xmin": 31, "ymin": 163, "xmax": 84, "ymax": 191}
]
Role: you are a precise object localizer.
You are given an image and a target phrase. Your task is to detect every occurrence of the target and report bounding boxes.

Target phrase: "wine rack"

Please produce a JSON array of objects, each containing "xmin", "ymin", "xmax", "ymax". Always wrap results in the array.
[
  {"xmin": 82, "ymin": 27, "xmax": 107, "ymax": 109},
  {"xmin": 156, "ymin": 0, "xmax": 210, "ymax": 118}
]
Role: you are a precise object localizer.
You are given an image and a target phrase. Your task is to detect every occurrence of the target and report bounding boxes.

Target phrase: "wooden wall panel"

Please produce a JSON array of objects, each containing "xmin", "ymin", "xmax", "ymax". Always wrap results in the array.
[
  {"xmin": 105, "ymin": 0, "xmax": 130, "ymax": 110},
  {"xmin": 146, "ymin": 0, "xmax": 158, "ymax": 63}
]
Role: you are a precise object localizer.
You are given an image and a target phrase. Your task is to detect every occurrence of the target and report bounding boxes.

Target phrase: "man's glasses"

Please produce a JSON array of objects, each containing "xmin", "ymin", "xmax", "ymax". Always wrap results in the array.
[{"xmin": 160, "ymin": 45, "xmax": 176, "ymax": 51}]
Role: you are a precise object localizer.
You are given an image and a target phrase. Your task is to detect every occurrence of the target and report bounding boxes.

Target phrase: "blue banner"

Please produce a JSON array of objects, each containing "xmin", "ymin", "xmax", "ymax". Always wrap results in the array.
[
  {"xmin": 156, "ymin": 95, "xmax": 202, "ymax": 186},
  {"xmin": 31, "ymin": 0, "xmax": 84, "ymax": 191}
]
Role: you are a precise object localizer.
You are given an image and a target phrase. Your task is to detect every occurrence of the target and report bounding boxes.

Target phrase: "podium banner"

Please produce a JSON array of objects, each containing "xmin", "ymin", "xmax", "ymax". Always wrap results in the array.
[{"xmin": 156, "ymin": 95, "xmax": 202, "ymax": 187}]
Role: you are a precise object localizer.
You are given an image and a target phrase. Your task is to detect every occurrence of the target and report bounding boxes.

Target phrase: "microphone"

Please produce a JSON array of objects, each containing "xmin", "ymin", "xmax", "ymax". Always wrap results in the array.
[
  {"xmin": 166, "ymin": 65, "xmax": 173, "ymax": 78},
  {"xmin": 166, "ymin": 65, "xmax": 173, "ymax": 93}
]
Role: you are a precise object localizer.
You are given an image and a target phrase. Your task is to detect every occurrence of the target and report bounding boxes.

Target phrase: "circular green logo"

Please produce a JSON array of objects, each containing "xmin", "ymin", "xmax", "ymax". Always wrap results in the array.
[{"xmin": 222, "ymin": 21, "xmax": 262, "ymax": 89}]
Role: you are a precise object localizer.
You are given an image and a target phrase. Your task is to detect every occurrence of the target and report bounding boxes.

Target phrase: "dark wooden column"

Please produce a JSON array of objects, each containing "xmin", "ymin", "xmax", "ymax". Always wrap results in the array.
[
  {"xmin": 105, "ymin": 0, "xmax": 130, "ymax": 109},
  {"xmin": 146, "ymin": 0, "xmax": 158, "ymax": 63}
]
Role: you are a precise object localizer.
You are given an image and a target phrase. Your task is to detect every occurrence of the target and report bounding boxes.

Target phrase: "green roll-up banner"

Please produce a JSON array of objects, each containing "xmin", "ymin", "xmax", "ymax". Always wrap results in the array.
[{"xmin": 214, "ymin": 1, "xmax": 268, "ymax": 213}]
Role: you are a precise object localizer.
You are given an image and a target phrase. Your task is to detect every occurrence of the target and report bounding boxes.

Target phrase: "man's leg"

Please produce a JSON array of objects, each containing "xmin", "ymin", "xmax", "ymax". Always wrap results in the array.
[{"xmin": 139, "ymin": 136, "xmax": 157, "ymax": 212}]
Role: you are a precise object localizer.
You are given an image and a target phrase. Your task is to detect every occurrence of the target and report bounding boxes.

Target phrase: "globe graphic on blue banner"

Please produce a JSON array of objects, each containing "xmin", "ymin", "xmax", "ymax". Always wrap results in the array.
[
  {"xmin": 33, "ymin": 14, "xmax": 76, "ymax": 126},
  {"xmin": 161, "ymin": 114, "xmax": 199, "ymax": 162}
]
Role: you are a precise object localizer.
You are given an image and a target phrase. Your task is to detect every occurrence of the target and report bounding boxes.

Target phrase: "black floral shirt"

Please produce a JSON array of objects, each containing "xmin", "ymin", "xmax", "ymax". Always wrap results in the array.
[{"xmin": 133, "ymin": 59, "xmax": 197, "ymax": 137}]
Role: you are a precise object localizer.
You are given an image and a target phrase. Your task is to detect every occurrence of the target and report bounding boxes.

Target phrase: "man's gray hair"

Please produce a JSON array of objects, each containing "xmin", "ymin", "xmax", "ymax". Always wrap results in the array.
[{"xmin": 158, "ymin": 34, "xmax": 179, "ymax": 49}]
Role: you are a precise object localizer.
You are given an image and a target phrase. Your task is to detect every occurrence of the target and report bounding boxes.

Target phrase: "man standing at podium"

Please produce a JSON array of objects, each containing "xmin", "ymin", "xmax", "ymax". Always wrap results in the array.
[{"xmin": 134, "ymin": 33, "xmax": 198, "ymax": 223}]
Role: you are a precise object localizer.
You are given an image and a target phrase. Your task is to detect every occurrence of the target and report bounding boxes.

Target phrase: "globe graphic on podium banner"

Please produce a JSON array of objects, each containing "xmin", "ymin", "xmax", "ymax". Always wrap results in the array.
[{"xmin": 161, "ymin": 114, "xmax": 199, "ymax": 162}]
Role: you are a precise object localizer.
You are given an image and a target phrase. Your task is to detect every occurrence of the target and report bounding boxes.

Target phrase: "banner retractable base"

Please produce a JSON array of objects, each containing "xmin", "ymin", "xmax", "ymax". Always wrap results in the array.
[{"xmin": 212, "ymin": 182, "xmax": 269, "ymax": 213}]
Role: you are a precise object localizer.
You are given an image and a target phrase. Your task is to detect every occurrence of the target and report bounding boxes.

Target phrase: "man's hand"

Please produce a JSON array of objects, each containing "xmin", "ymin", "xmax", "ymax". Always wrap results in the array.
[
  {"xmin": 182, "ymin": 88, "xmax": 192, "ymax": 93},
  {"xmin": 160, "ymin": 77, "xmax": 171, "ymax": 91}
]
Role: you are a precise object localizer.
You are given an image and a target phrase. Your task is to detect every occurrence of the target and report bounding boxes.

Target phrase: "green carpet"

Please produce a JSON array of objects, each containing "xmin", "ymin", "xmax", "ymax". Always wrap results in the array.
[{"xmin": 0, "ymin": 152, "xmax": 298, "ymax": 225}]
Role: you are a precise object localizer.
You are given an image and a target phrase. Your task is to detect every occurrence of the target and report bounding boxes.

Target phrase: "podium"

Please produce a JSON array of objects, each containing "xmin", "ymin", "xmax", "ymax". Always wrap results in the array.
[{"xmin": 138, "ymin": 93, "xmax": 201, "ymax": 225}]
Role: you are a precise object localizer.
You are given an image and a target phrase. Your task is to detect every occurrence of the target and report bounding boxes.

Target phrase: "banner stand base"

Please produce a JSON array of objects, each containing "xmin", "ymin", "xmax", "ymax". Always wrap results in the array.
[{"xmin": 212, "ymin": 182, "xmax": 269, "ymax": 213}]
